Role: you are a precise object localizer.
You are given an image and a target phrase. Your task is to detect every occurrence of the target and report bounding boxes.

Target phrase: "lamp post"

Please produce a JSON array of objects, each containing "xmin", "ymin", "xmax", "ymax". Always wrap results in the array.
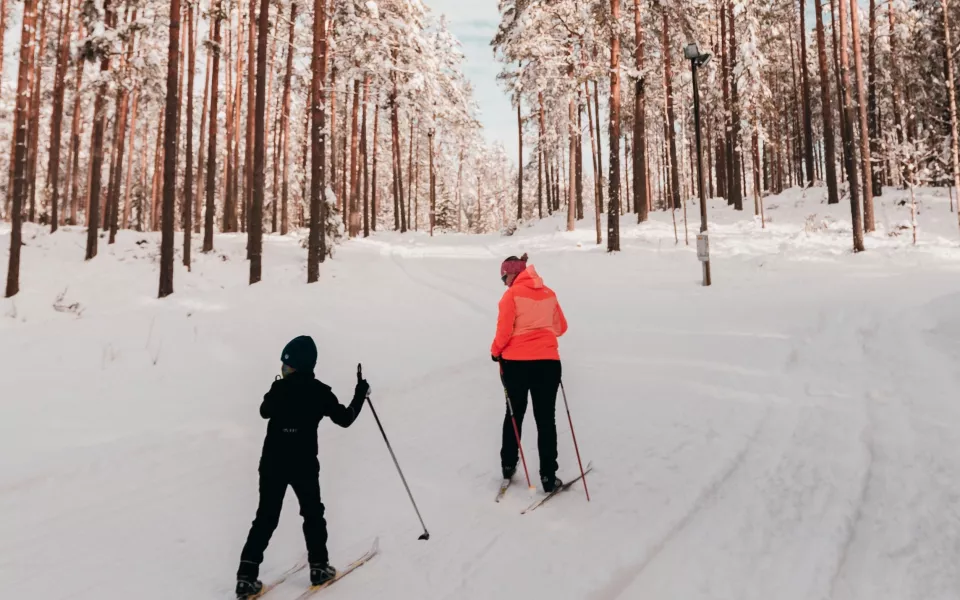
[{"xmin": 685, "ymin": 42, "xmax": 712, "ymax": 286}]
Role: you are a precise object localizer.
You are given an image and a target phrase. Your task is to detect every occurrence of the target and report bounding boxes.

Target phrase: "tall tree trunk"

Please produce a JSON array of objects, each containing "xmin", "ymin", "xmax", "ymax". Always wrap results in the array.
[
  {"xmin": 720, "ymin": 0, "xmax": 731, "ymax": 202},
  {"xmin": 203, "ymin": 0, "xmax": 222, "ymax": 253},
  {"xmin": 800, "ymin": 0, "xmax": 815, "ymax": 186},
  {"xmin": 568, "ymin": 96, "xmax": 576, "ymax": 232},
  {"xmin": 867, "ymin": 0, "xmax": 882, "ymax": 197},
  {"xmin": 428, "ymin": 131, "xmax": 436, "ymax": 235},
  {"xmin": 838, "ymin": 0, "xmax": 865, "ymax": 251},
  {"xmin": 830, "ymin": 0, "xmax": 853, "ymax": 186},
  {"xmin": 307, "ymin": 0, "xmax": 328, "ymax": 282},
  {"xmin": 361, "ymin": 76, "xmax": 370, "ymax": 237},
  {"xmin": 183, "ymin": 2, "xmax": 196, "ymax": 267},
  {"xmin": 594, "ymin": 79, "xmax": 605, "ymax": 212},
  {"xmin": 815, "ymin": 0, "xmax": 840, "ymax": 204},
  {"xmin": 371, "ymin": 98, "xmax": 380, "ymax": 232},
  {"xmin": 848, "ymin": 0, "xmax": 875, "ymax": 231},
  {"xmin": 159, "ymin": 0, "xmax": 180, "ymax": 297},
  {"xmin": 888, "ymin": 2, "xmax": 905, "ymax": 156},
  {"xmin": 608, "ymin": 0, "xmax": 621, "ymax": 251},
  {"xmin": 349, "ymin": 79, "xmax": 362, "ymax": 236},
  {"xmin": 246, "ymin": 0, "xmax": 256, "ymax": 237},
  {"xmin": 85, "ymin": 0, "xmax": 115, "ymax": 260},
  {"xmin": 5, "ymin": 0, "xmax": 37, "ymax": 296},
  {"xmin": 46, "ymin": 0, "xmax": 74, "ymax": 233},
  {"xmin": 107, "ymin": 20, "xmax": 137, "ymax": 244},
  {"xmin": 727, "ymin": 0, "xmax": 743, "ymax": 210},
  {"xmin": 517, "ymin": 81, "xmax": 524, "ymax": 221},
  {"xmin": 584, "ymin": 83, "xmax": 600, "ymax": 242},
  {"xmin": 576, "ymin": 102, "xmax": 584, "ymax": 220},
  {"xmin": 26, "ymin": 0, "xmax": 48, "ymax": 223},
  {"xmin": 539, "ymin": 92, "xmax": 549, "ymax": 219},
  {"xmin": 249, "ymin": 0, "xmax": 270, "ymax": 284},
  {"xmin": 67, "ymin": 49, "xmax": 85, "ymax": 226},
  {"xmin": 944, "ymin": 0, "xmax": 960, "ymax": 234},
  {"xmin": 196, "ymin": 50, "xmax": 210, "ymax": 233},
  {"xmin": 279, "ymin": 2, "xmax": 296, "ymax": 236},
  {"xmin": 390, "ymin": 53, "xmax": 407, "ymax": 233},
  {"xmin": 634, "ymin": 0, "xmax": 648, "ymax": 223},
  {"xmin": 663, "ymin": 14, "xmax": 681, "ymax": 211},
  {"xmin": 122, "ymin": 90, "xmax": 140, "ymax": 230}
]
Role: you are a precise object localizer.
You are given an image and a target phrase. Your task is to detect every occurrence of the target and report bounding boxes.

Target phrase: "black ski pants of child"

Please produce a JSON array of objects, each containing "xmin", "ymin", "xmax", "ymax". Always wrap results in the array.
[
  {"xmin": 238, "ymin": 466, "xmax": 328, "ymax": 579},
  {"xmin": 499, "ymin": 359, "xmax": 562, "ymax": 479}
]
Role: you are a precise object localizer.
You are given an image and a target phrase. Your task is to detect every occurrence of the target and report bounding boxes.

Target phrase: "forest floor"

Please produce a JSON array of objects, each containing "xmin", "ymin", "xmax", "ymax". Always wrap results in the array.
[{"xmin": 2, "ymin": 186, "xmax": 960, "ymax": 600}]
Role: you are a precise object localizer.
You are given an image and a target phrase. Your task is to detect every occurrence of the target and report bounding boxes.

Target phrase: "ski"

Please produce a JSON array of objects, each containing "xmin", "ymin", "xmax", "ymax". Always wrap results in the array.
[
  {"xmin": 495, "ymin": 478, "xmax": 511, "ymax": 502},
  {"xmin": 239, "ymin": 559, "xmax": 308, "ymax": 599},
  {"xmin": 520, "ymin": 462, "xmax": 593, "ymax": 515},
  {"xmin": 291, "ymin": 538, "xmax": 380, "ymax": 599}
]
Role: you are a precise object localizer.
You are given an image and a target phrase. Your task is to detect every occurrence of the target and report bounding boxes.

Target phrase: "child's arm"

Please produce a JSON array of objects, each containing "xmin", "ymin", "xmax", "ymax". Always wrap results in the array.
[
  {"xmin": 259, "ymin": 379, "xmax": 284, "ymax": 418},
  {"xmin": 319, "ymin": 380, "xmax": 369, "ymax": 427}
]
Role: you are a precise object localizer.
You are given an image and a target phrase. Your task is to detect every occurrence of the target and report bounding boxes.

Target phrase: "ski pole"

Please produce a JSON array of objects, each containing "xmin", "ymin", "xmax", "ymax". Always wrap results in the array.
[
  {"xmin": 359, "ymin": 364, "xmax": 430, "ymax": 541},
  {"xmin": 499, "ymin": 361, "xmax": 534, "ymax": 492},
  {"xmin": 560, "ymin": 380, "xmax": 590, "ymax": 501}
]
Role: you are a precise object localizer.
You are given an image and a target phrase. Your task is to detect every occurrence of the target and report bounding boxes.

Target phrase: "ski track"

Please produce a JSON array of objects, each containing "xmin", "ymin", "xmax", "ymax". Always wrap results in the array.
[{"xmin": 589, "ymin": 406, "xmax": 772, "ymax": 600}]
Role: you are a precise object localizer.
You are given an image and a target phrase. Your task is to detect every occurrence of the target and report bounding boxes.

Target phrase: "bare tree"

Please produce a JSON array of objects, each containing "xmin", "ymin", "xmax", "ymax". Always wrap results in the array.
[
  {"xmin": 608, "ymin": 0, "xmax": 621, "ymax": 252},
  {"xmin": 634, "ymin": 0, "xmax": 648, "ymax": 223},
  {"xmin": 45, "ymin": 0, "xmax": 74, "ymax": 233},
  {"xmin": 814, "ymin": 0, "xmax": 840, "ymax": 204},
  {"xmin": 944, "ymin": 0, "xmax": 960, "ymax": 235},
  {"xmin": 86, "ymin": 0, "xmax": 116, "ymax": 261},
  {"xmin": 203, "ymin": 0, "xmax": 223, "ymax": 253},
  {"xmin": 307, "ymin": 0, "xmax": 328, "ymax": 282},
  {"xmin": 838, "ymin": 0, "xmax": 864, "ymax": 251},
  {"xmin": 248, "ymin": 0, "xmax": 270, "ymax": 284},
  {"xmin": 159, "ymin": 0, "xmax": 182, "ymax": 297},
  {"xmin": 848, "ymin": 0, "xmax": 874, "ymax": 231}
]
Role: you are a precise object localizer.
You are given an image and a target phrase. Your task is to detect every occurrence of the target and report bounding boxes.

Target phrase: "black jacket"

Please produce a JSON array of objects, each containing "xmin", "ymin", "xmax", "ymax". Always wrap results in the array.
[{"xmin": 258, "ymin": 371, "xmax": 366, "ymax": 471}]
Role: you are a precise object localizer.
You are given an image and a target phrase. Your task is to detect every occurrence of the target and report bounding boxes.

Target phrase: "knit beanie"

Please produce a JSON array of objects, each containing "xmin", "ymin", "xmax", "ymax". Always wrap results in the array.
[
  {"xmin": 500, "ymin": 253, "xmax": 529, "ymax": 279},
  {"xmin": 281, "ymin": 335, "xmax": 318, "ymax": 373}
]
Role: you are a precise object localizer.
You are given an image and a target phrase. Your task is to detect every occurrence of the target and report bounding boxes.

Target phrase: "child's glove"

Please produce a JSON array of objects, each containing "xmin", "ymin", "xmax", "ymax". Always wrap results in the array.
[{"xmin": 355, "ymin": 379, "xmax": 371, "ymax": 400}]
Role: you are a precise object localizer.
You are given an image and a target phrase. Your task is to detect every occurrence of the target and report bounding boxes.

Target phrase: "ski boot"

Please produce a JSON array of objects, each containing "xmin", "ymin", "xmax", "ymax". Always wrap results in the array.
[
  {"xmin": 310, "ymin": 563, "xmax": 337, "ymax": 587},
  {"xmin": 541, "ymin": 474, "xmax": 563, "ymax": 493},
  {"xmin": 235, "ymin": 578, "xmax": 264, "ymax": 599},
  {"xmin": 502, "ymin": 461, "xmax": 517, "ymax": 480}
]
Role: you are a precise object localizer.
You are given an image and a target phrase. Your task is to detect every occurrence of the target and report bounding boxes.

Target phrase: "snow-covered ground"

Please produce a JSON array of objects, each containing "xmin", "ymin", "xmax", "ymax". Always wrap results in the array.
[{"xmin": 2, "ymin": 186, "xmax": 960, "ymax": 600}]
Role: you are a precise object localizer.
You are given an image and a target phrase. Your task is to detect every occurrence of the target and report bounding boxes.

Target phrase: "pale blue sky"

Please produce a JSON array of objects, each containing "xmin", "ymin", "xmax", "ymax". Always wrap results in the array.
[{"xmin": 427, "ymin": 0, "xmax": 519, "ymax": 161}]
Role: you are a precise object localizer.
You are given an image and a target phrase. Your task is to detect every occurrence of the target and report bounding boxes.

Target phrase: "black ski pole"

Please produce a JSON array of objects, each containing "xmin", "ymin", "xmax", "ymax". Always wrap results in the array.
[{"xmin": 359, "ymin": 364, "xmax": 430, "ymax": 541}]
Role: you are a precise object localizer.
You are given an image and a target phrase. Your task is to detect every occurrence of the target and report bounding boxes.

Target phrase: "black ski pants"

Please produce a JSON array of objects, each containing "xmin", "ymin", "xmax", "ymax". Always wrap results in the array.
[
  {"xmin": 499, "ymin": 359, "xmax": 562, "ymax": 478},
  {"xmin": 238, "ymin": 466, "xmax": 329, "ymax": 578}
]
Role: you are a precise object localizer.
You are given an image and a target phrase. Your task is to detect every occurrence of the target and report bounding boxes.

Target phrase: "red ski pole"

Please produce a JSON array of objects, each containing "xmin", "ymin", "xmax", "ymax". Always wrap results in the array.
[
  {"xmin": 560, "ymin": 380, "xmax": 590, "ymax": 501},
  {"xmin": 499, "ymin": 362, "xmax": 534, "ymax": 492}
]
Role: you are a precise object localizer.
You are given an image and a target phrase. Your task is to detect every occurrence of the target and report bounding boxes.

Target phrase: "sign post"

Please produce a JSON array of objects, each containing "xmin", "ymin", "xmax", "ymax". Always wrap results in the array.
[{"xmin": 697, "ymin": 233, "xmax": 711, "ymax": 286}]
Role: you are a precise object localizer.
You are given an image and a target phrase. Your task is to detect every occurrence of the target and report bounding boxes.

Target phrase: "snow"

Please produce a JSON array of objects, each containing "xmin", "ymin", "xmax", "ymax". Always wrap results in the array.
[{"xmin": 2, "ymin": 186, "xmax": 960, "ymax": 599}]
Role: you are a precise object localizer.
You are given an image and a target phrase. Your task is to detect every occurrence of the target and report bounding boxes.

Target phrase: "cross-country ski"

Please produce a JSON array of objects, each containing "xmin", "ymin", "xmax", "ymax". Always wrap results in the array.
[{"xmin": 521, "ymin": 463, "xmax": 594, "ymax": 515}]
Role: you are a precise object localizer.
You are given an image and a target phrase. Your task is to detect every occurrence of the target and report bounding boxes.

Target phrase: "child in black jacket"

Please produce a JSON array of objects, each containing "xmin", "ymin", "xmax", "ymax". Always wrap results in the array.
[{"xmin": 236, "ymin": 335, "xmax": 369, "ymax": 599}]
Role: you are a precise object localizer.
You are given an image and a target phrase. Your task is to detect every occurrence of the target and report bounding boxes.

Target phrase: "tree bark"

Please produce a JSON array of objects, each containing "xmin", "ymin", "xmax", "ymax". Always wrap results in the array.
[
  {"xmin": 848, "ymin": 0, "xmax": 875, "ymax": 232},
  {"xmin": 800, "ymin": 0, "xmax": 815, "ymax": 186},
  {"xmin": 727, "ymin": 0, "xmax": 743, "ymax": 210},
  {"xmin": 158, "ymin": 0, "xmax": 181, "ymax": 297},
  {"xmin": 814, "ymin": 0, "xmax": 840, "ymax": 204},
  {"xmin": 348, "ymin": 79, "xmax": 362, "ymax": 236},
  {"xmin": 307, "ymin": 0, "xmax": 328, "ymax": 282},
  {"xmin": 246, "ymin": 0, "xmax": 256, "ymax": 237},
  {"xmin": 943, "ymin": 0, "xmax": 960, "ymax": 235},
  {"xmin": 390, "ymin": 53, "xmax": 407, "ymax": 233},
  {"xmin": 46, "ymin": 0, "xmax": 74, "ymax": 232},
  {"xmin": 361, "ymin": 76, "xmax": 370, "ymax": 237},
  {"xmin": 634, "ymin": 0, "xmax": 648, "ymax": 223},
  {"xmin": 867, "ymin": 0, "xmax": 881, "ymax": 197},
  {"xmin": 5, "ymin": 0, "xmax": 37, "ymax": 296},
  {"xmin": 517, "ymin": 79, "xmax": 524, "ymax": 221},
  {"xmin": 663, "ymin": 13, "xmax": 681, "ymax": 211},
  {"xmin": 279, "ymin": 2, "xmax": 296, "ymax": 236},
  {"xmin": 584, "ymin": 83, "xmax": 600, "ymax": 242},
  {"xmin": 203, "ymin": 0, "xmax": 222, "ymax": 253},
  {"xmin": 85, "ymin": 0, "xmax": 115, "ymax": 261},
  {"xmin": 371, "ymin": 97, "xmax": 380, "ymax": 232},
  {"xmin": 568, "ymin": 95, "xmax": 576, "ymax": 232},
  {"xmin": 429, "ymin": 131, "xmax": 436, "ymax": 235},
  {"xmin": 608, "ymin": 0, "xmax": 621, "ymax": 251},
  {"xmin": 248, "ymin": 0, "xmax": 270, "ymax": 283},
  {"xmin": 838, "ymin": 0, "xmax": 865, "ymax": 251},
  {"xmin": 182, "ymin": 2, "xmax": 196, "ymax": 266}
]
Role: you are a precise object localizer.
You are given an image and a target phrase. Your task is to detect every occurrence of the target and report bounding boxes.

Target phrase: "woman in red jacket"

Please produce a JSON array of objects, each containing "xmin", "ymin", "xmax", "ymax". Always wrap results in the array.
[{"xmin": 491, "ymin": 253, "xmax": 568, "ymax": 492}]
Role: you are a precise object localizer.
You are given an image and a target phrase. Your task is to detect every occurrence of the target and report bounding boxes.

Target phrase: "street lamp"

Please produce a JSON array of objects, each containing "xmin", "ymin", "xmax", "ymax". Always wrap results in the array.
[{"xmin": 685, "ymin": 42, "xmax": 712, "ymax": 286}]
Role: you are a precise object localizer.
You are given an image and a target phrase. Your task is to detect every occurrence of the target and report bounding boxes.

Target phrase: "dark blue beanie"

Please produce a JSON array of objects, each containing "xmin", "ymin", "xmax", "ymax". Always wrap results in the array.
[{"xmin": 281, "ymin": 335, "xmax": 317, "ymax": 372}]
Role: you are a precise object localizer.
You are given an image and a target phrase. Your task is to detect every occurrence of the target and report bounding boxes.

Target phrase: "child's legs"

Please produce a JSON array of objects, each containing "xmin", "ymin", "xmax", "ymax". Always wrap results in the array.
[
  {"xmin": 238, "ymin": 471, "xmax": 288, "ymax": 576},
  {"xmin": 290, "ymin": 473, "xmax": 329, "ymax": 565}
]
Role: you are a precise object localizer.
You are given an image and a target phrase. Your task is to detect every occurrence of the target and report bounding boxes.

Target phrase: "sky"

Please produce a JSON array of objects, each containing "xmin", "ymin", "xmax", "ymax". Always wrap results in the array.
[{"xmin": 426, "ymin": 0, "xmax": 519, "ymax": 162}]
